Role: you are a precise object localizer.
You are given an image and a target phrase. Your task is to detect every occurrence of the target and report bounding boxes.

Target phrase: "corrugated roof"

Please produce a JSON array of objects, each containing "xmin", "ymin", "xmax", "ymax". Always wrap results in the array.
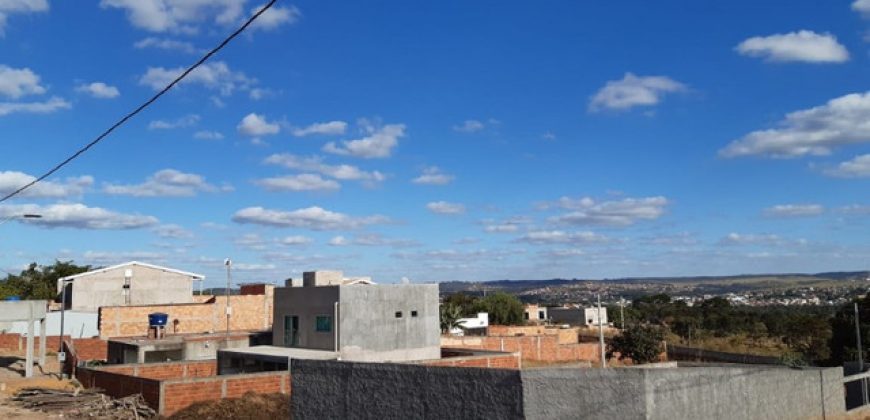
[{"xmin": 58, "ymin": 261, "xmax": 205, "ymax": 281}]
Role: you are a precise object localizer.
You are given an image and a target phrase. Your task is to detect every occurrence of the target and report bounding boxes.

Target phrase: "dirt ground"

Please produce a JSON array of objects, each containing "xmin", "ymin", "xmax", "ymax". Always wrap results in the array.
[
  {"xmin": 168, "ymin": 392, "xmax": 290, "ymax": 420},
  {"xmin": 0, "ymin": 350, "xmax": 75, "ymax": 419}
]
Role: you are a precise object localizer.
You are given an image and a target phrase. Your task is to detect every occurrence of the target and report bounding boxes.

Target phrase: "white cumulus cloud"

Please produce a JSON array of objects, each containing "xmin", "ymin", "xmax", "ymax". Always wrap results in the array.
[
  {"xmin": 323, "ymin": 121, "xmax": 405, "ymax": 159},
  {"xmin": 139, "ymin": 61, "xmax": 255, "ymax": 96},
  {"xmin": 291, "ymin": 120, "xmax": 347, "ymax": 137},
  {"xmin": 0, "ymin": 0, "xmax": 48, "ymax": 37},
  {"xmin": 193, "ymin": 130, "xmax": 224, "ymax": 140},
  {"xmin": 264, "ymin": 154, "xmax": 385, "ymax": 184},
  {"xmin": 0, "ymin": 203, "xmax": 158, "ymax": 230},
  {"xmin": 516, "ymin": 230, "xmax": 609, "ymax": 245},
  {"xmin": 824, "ymin": 154, "xmax": 870, "ymax": 178},
  {"xmin": 589, "ymin": 73, "xmax": 686, "ymax": 112},
  {"xmin": 232, "ymin": 206, "xmax": 390, "ymax": 230},
  {"xmin": 720, "ymin": 91, "xmax": 870, "ymax": 158},
  {"xmin": 75, "ymin": 82, "xmax": 120, "ymax": 99},
  {"xmin": 148, "ymin": 114, "xmax": 199, "ymax": 130},
  {"xmin": 763, "ymin": 204, "xmax": 824, "ymax": 218},
  {"xmin": 736, "ymin": 30, "xmax": 849, "ymax": 63},
  {"xmin": 412, "ymin": 166, "xmax": 454, "ymax": 186},
  {"xmin": 453, "ymin": 119, "xmax": 485, "ymax": 133},
  {"xmin": 103, "ymin": 169, "xmax": 227, "ymax": 197},
  {"xmin": 0, "ymin": 171, "xmax": 92, "ymax": 199},
  {"xmin": 426, "ymin": 201, "xmax": 466, "ymax": 215},
  {"xmin": 0, "ymin": 65, "xmax": 46, "ymax": 98},
  {"xmin": 237, "ymin": 112, "xmax": 280, "ymax": 136},
  {"xmin": 0, "ymin": 96, "xmax": 70, "ymax": 117},
  {"xmin": 254, "ymin": 174, "xmax": 340, "ymax": 192},
  {"xmin": 134, "ymin": 37, "xmax": 198, "ymax": 54},
  {"xmin": 250, "ymin": 4, "xmax": 300, "ymax": 30},
  {"xmin": 543, "ymin": 196, "xmax": 669, "ymax": 227}
]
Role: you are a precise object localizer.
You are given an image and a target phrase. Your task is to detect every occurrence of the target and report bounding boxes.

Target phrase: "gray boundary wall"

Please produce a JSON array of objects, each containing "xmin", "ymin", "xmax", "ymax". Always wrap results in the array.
[
  {"xmin": 291, "ymin": 359, "xmax": 523, "ymax": 419},
  {"xmin": 522, "ymin": 366, "xmax": 844, "ymax": 420},
  {"xmin": 292, "ymin": 360, "xmax": 845, "ymax": 420}
]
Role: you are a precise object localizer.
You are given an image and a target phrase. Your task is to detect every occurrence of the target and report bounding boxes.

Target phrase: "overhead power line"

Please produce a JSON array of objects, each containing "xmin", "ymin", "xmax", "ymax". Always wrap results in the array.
[{"xmin": 0, "ymin": 0, "xmax": 278, "ymax": 203}]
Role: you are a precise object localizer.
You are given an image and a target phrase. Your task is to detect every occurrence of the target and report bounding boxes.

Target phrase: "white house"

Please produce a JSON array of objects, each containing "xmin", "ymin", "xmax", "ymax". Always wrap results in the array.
[{"xmin": 450, "ymin": 312, "xmax": 488, "ymax": 336}]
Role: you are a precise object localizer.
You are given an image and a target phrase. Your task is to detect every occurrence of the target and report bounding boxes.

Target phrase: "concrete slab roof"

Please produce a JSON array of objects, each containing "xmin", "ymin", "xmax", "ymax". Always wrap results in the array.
[
  {"xmin": 58, "ymin": 261, "xmax": 205, "ymax": 281},
  {"xmin": 219, "ymin": 345, "xmax": 337, "ymax": 360}
]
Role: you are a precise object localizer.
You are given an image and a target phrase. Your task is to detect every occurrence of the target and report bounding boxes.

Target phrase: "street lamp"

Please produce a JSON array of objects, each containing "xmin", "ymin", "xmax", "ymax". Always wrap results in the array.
[{"xmin": 0, "ymin": 213, "xmax": 42, "ymax": 227}]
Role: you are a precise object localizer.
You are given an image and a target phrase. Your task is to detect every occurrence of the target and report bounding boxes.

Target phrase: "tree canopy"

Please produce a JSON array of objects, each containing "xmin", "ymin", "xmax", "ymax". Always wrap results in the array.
[{"xmin": 0, "ymin": 260, "xmax": 92, "ymax": 300}]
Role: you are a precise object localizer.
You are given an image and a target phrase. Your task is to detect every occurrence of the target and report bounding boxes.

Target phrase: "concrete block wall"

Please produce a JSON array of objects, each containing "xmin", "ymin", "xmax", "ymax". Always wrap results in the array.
[
  {"xmin": 291, "ymin": 359, "xmax": 524, "ymax": 420},
  {"xmin": 291, "ymin": 360, "xmax": 847, "ymax": 420},
  {"xmin": 98, "ymin": 294, "xmax": 272, "ymax": 338}
]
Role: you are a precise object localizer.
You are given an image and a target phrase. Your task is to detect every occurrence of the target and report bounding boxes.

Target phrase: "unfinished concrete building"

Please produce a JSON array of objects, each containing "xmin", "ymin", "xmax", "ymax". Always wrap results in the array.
[
  {"xmin": 216, "ymin": 271, "xmax": 439, "ymax": 373},
  {"xmin": 272, "ymin": 271, "xmax": 440, "ymax": 362},
  {"xmin": 57, "ymin": 261, "xmax": 204, "ymax": 312}
]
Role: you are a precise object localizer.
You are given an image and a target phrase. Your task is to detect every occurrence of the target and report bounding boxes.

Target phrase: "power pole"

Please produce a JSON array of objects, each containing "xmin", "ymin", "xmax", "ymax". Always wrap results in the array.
[
  {"xmin": 225, "ymin": 258, "xmax": 232, "ymax": 341},
  {"xmin": 619, "ymin": 296, "xmax": 625, "ymax": 330},
  {"xmin": 856, "ymin": 303, "xmax": 868, "ymax": 406},
  {"xmin": 597, "ymin": 294, "xmax": 606, "ymax": 368}
]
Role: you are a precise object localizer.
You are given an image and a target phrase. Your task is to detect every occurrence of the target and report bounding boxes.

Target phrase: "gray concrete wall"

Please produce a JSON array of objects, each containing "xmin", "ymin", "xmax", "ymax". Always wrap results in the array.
[
  {"xmin": 291, "ymin": 360, "xmax": 845, "ymax": 420},
  {"xmin": 291, "ymin": 359, "xmax": 524, "ymax": 420},
  {"xmin": 68, "ymin": 265, "xmax": 193, "ymax": 311},
  {"xmin": 337, "ymin": 284, "xmax": 440, "ymax": 362},
  {"xmin": 272, "ymin": 286, "xmax": 338, "ymax": 350},
  {"xmin": 641, "ymin": 366, "xmax": 844, "ymax": 420},
  {"xmin": 522, "ymin": 368, "xmax": 647, "ymax": 420},
  {"xmin": 547, "ymin": 308, "xmax": 582, "ymax": 325}
]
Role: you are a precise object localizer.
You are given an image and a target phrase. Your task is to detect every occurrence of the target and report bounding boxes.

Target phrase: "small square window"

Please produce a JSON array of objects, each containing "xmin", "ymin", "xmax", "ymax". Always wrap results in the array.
[
  {"xmin": 395, "ymin": 311, "xmax": 403, "ymax": 318},
  {"xmin": 411, "ymin": 310, "xmax": 418, "ymax": 317},
  {"xmin": 315, "ymin": 316, "xmax": 332, "ymax": 332}
]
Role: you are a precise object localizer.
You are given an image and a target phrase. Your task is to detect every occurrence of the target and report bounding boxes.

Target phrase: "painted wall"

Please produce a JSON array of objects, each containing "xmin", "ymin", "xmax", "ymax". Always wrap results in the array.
[
  {"xmin": 272, "ymin": 285, "xmax": 338, "ymax": 350},
  {"xmin": 2, "ymin": 311, "xmax": 98, "ymax": 338}
]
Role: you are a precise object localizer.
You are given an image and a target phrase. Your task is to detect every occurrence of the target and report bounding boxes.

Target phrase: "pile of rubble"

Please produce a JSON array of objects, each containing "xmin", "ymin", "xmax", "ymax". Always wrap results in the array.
[{"xmin": 13, "ymin": 387, "xmax": 156, "ymax": 419}]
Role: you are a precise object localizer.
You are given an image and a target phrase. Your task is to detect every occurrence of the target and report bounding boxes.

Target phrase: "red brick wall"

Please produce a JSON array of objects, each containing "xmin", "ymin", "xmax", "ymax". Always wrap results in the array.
[
  {"xmin": 160, "ymin": 372, "xmax": 290, "ymax": 416},
  {"xmin": 240, "ymin": 284, "xmax": 266, "ymax": 295},
  {"xmin": 75, "ymin": 366, "xmax": 161, "ymax": 409},
  {"xmin": 70, "ymin": 338, "xmax": 108, "ymax": 360},
  {"xmin": 420, "ymin": 353, "xmax": 521, "ymax": 369},
  {"xmin": 444, "ymin": 335, "xmax": 602, "ymax": 363},
  {"xmin": 96, "ymin": 360, "xmax": 217, "ymax": 380}
]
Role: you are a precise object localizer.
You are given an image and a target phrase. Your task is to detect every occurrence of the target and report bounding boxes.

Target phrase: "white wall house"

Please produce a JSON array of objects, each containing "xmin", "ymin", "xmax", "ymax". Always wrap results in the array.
[
  {"xmin": 450, "ymin": 312, "xmax": 488, "ymax": 336},
  {"xmin": 583, "ymin": 307, "xmax": 607, "ymax": 327}
]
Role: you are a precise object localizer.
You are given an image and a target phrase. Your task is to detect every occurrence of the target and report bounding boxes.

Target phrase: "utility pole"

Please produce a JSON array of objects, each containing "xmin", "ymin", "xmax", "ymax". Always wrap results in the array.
[
  {"xmin": 619, "ymin": 296, "xmax": 625, "ymax": 331},
  {"xmin": 58, "ymin": 279, "xmax": 69, "ymax": 378},
  {"xmin": 856, "ymin": 303, "xmax": 868, "ymax": 406},
  {"xmin": 597, "ymin": 294, "xmax": 606, "ymax": 368},
  {"xmin": 225, "ymin": 258, "xmax": 232, "ymax": 341}
]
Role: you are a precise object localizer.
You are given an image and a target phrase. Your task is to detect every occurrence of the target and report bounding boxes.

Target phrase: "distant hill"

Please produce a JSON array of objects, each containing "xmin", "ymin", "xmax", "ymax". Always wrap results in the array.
[{"xmin": 439, "ymin": 271, "xmax": 870, "ymax": 297}]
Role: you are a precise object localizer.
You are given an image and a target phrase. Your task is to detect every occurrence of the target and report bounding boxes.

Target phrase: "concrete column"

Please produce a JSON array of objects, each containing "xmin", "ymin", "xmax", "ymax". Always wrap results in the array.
[
  {"xmin": 25, "ymin": 319, "xmax": 34, "ymax": 378},
  {"xmin": 38, "ymin": 317, "xmax": 46, "ymax": 368}
]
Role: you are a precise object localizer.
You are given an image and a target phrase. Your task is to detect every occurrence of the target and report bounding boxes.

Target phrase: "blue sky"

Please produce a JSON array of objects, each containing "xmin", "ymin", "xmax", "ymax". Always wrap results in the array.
[{"xmin": 1, "ymin": 0, "xmax": 870, "ymax": 286}]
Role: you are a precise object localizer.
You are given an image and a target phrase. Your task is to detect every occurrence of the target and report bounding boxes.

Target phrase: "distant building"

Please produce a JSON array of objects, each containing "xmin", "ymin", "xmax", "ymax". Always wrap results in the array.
[
  {"xmin": 57, "ymin": 261, "xmax": 204, "ymax": 312},
  {"xmin": 523, "ymin": 304, "xmax": 548, "ymax": 323},
  {"xmin": 450, "ymin": 312, "xmax": 488, "ymax": 336},
  {"xmin": 548, "ymin": 306, "xmax": 608, "ymax": 327}
]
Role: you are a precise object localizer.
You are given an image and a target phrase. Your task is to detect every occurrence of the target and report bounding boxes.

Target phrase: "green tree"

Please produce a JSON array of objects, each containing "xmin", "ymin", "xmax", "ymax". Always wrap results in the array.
[
  {"xmin": 442, "ymin": 293, "xmax": 483, "ymax": 317},
  {"xmin": 440, "ymin": 303, "xmax": 464, "ymax": 334},
  {"xmin": 0, "ymin": 260, "xmax": 92, "ymax": 300},
  {"xmin": 607, "ymin": 324, "xmax": 665, "ymax": 365},
  {"xmin": 830, "ymin": 293, "xmax": 870, "ymax": 366},
  {"xmin": 479, "ymin": 292, "xmax": 524, "ymax": 325}
]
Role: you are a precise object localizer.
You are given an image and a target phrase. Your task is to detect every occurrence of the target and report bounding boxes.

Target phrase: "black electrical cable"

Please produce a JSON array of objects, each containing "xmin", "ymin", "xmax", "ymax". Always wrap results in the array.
[{"xmin": 0, "ymin": 0, "xmax": 278, "ymax": 203}]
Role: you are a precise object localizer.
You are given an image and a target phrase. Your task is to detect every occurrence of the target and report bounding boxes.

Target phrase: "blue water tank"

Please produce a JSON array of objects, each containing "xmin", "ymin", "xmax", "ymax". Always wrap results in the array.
[
  {"xmin": 148, "ymin": 312, "xmax": 169, "ymax": 327},
  {"xmin": 5, "ymin": 296, "xmax": 20, "ymax": 301}
]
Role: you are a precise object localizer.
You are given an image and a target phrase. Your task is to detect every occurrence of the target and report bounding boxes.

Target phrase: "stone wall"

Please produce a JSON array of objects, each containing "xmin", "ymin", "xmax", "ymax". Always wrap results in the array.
[{"xmin": 98, "ymin": 294, "xmax": 272, "ymax": 338}]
